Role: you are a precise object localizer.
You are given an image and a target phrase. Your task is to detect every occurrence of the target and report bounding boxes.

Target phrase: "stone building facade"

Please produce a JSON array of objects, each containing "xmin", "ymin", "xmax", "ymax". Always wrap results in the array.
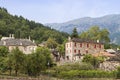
[
  {"xmin": 0, "ymin": 36, "xmax": 37, "ymax": 54},
  {"xmin": 65, "ymin": 37, "xmax": 104, "ymax": 61}
]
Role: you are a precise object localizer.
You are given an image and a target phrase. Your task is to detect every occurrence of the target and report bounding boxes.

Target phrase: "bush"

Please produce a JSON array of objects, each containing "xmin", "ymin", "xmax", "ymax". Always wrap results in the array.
[
  {"xmin": 82, "ymin": 54, "xmax": 104, "ymax": 69},
  {"xmin": 116, "ymin": 67, "xmax": 120, "ymax": 78},
  {"xmin": 49, "ymin": 62, "xmax": 116, "ymax": 79},
  {"xmin": 58, "ymin": 70, "xmax": 116, "ymax": 79},
  {"xmin": 53, "ymin": 62, "xmax": 94, "ymax": 72}
]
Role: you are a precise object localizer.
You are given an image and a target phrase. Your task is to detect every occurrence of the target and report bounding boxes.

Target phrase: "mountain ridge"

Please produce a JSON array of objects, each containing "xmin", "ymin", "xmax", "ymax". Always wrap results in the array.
[{"xmin": 45, "ymin": 14, "xmax": 120, "ymax": 44}]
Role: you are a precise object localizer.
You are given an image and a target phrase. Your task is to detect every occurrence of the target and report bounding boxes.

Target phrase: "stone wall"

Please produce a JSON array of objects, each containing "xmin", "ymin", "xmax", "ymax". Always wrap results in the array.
[{"xmin": 99, "ymin": 61, "xmax": 120, "ymax": 71}]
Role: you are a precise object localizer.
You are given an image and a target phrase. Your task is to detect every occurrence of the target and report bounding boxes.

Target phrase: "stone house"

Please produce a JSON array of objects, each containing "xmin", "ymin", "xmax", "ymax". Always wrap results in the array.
[
  {"xmin": 65, "ymin": 37, "xmax": 104, "ymax": 61},
  {"xmin": 0, "ymin": 35, "xmax": 37, "ymax": 54}
]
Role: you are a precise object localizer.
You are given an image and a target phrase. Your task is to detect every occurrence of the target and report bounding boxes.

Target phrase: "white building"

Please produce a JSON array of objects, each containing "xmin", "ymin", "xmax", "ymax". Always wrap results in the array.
[{"xmin": 0, "ymin": 35, "xmax": 37, "ymax": 54}]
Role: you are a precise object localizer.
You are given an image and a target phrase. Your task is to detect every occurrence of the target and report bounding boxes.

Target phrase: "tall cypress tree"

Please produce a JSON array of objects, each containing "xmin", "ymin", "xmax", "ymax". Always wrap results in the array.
[{"xmin": 71, "ymin": 27, "xmax": 79, "ymax": 38}]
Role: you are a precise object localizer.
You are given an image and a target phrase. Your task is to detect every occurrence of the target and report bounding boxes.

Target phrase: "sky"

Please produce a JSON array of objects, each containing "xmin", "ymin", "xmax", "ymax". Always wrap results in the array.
[{"xmin": 0, "ymin": 0, "xmax": 120, "ymax": 23}]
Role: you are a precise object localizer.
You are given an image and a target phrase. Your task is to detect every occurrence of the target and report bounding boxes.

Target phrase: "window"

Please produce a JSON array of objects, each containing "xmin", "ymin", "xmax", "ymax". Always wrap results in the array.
[
  {"xmin": 86, "ymin": 50, "xmax": 88, "ymax": 53},
  {"xmin": 94, "ymin": 44, "xmax": 96, "ymax": 48},
  {"xmin": 99, "ymin": 44, "xmax": 101, "ymax": 48},
  {"xmin": 74, "ymin": 43, "xmax": 76, "ymax": 47},
  {"xmin": 78, "ymin": 50, "xmax": 80, "ymax": 53},
  {"xmin": 87, "ymin": 43, "xmax": 89, "ymax": 48},
  {"xmin": 74, "ymin": 49, "xmax": 76, "ymax": 53},
  {"xmin": 80, "ymin": 43, "xmax": 82, "ymax": 47}
]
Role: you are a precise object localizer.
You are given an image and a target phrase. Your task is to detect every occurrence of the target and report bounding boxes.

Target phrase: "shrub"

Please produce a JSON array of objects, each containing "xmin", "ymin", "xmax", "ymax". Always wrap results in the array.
[
  {"xmin": 116, "ymin": 67, "xmax": 120, "ymax": 78},
  {"xmin": 55, "ymin": 70, "xmax": 116, "ymax": 79}
]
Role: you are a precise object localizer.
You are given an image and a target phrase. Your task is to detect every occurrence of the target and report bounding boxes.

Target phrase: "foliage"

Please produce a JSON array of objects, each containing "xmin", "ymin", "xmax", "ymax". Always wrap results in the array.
[
  {"xmin": 0, "ymin": 46, "xmax": 53, "ymax": 76},
  {"xmin": 0, "ymin": 7, "xmax": 69, "ymax": 44},
  {"xmin": 0, "ymin": 46, "xmax": 9, "ymax": 57},
  {"xmin": 58, "ymin": 70, "xmax": 116, "ymax": 79},
  {"xmin": 0, "ymin": 46, "xmax": 9, "ymax": 73},
  {"xmin": 24, "ymin": 47, "xmax": 53, "ymax": 76},
  {"xmin": 71, "ymin": 27, "xmax": 79, "ymax": 38},
  {"xmin": 52, "ymin": 62, "xmax": 94, "ymax": 76},
  {"xmin": 46, "ymin": 37, "xmax": 58, "ymax": 49},
  {"xmin": 116, "ymin": 67, "xmax": 120, "ymax": 78},
  {"xmin": 0, "ymin": 57, "xmax": 6, "ymax": 73},
  {"xmin": 57, "ymin": 44, "xmax": 65, "ymax": 57},
  {"xmin": 9, "ymin": 47, "xmax": 25, "ymax": 76},
  {"xmin": 82, "ymin": 54, "xmax": 104, "ymax": 69},
  {"xmin": 49, "ymin": 62, "xmax": 116, "ymax": 79},
  {"xmin": 79, "ymin": 26, "xmax": 110, "ymax": 43}
]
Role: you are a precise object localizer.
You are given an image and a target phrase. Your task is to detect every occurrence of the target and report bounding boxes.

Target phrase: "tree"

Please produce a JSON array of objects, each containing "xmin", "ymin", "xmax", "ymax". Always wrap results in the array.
[
  {"xmin": 82, "ymin": 54, "xmax": 102, "ymax": 69},
  {"xmin": 46, "ymin": 37, "xmax": 58, "ymax": 49},
  {"xmin": 24, "ymin": 47, "xmax": 52, "ymax": 76},
  {"xmin": 71, "ymin": 27, "xmax": 79, "ymax": 38},
  {"xmin": 0, "ymin": 46, "xmax": 9, "ymax": 73},
  {"xmin": 0, "ymin": 7, "xmax": 68, "ymax": 44},
  {"xmin": 117, "ymin": 67, "xmax": 120, "ymax": 78},
  {"xmin": 79, "ymin": 26, "xmax": 110, "ymax": 43},
  {"xmin": 10, "ymin": 47, "xmax": 25, "ymax": 76},
  {"xmin": 6, "ymin": 54, "xmax": 13, "ymax": 76},
  {"xmin": 57, "ymin": 44, "xmax": 65, "ymax": 57},
  {"xmin": 0, "ymin": 46, "xmax": 9, "ymax": 57}
]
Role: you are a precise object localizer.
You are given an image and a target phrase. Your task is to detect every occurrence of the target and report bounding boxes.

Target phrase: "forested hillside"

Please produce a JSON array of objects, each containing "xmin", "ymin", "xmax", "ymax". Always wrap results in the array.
[{"xmin": 0, "ymin": 7, "xmax": 69, "ymax": 44}]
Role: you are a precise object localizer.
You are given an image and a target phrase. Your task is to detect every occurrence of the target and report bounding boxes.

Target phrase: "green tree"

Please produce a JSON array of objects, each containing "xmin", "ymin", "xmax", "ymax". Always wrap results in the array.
[
  {"xmin": 46, "ymin": 37, "xmax": 58, "ymax": 49},
  {"xmin": 0, "ymin": 57, "xmax": 6, "ymax": 73},
  {"xmin": 57, "ymin": 44, "xmax": 65, "ymax": 57},
  {"xmin": 0, "ymin": 46, "xmax": 9, "ymax": 57},
  {"xmin": 71, "ymin": 27, "xmax": 79, "ymax": 38},
  {"xmin": 6, "ymin": 54, "xmax": 13, "ymax": 75},
  {"xmin": 0, "ymin": 46, "xmax": 9, "ymax": 73},
  {"xmin": 79, "ymin": 26, "xmax": 110, "ymax": 43},
  {"xmin": 0, "ymin": 7, "xmax": 69, "ymax": 44},
  {"xmin": 10, "ymin": 47, "xmax": 25, "ymax": 76},
  {"xmin": 82, "ymin": 54, "xmax": 102, "ymax": 69},
  {"xmin": 24, "ymin": 47, "xmax": 52, "ymax": 76},
  {"xmin": 117, "ymin": 67, "xmax": 120, "ymax": 78}
]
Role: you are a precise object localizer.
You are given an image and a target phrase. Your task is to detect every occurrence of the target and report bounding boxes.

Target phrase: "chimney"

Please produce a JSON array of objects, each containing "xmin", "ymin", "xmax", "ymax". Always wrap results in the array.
[
  {"xmin": 9, "ymin": 34, "xmax": 11, "ymax": 37},
  {"xmin": 117, "ymin": 48, "xmax": 119, "ymax": 50},
  {"xmin": 12, "ymin": 34, "xmax": 14, "ymax": 39},
  {"xmin": 9, "ymin": 34, "xmax": 12, "ymax": 38},
  {"xmin": 68, "ymin": 36, "xmax": 71, "ymax": 41},
  {"xmin": 29, "ymin": 36, "xmax": 31, "ymax": 41},
  {"xmin": 33, "ymin": 40, "xmax": 35, "ymax": 43},
  {"xmin": 97, "ymin": 40, "xmax": 99, "ymax": 43}
]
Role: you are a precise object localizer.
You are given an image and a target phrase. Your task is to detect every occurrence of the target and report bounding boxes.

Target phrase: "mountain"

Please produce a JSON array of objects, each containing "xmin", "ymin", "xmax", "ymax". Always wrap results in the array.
[
  {"xmin": 45, "ymin": 14, "xmax": 120, "ymax": 44},
  {"xmin": 0, "ymin": 7, "xmax": 69, "ymax": 44}
]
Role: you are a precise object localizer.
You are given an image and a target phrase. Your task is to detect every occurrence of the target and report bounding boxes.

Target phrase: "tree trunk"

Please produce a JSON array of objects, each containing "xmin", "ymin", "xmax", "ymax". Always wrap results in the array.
[
  {"xmin": 9, "ymin": 69, "xmax": 12, "ymax": 76},
  {"xmin": 15, "ymin": 69, "xmax": 18, "ymax": 76}
]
